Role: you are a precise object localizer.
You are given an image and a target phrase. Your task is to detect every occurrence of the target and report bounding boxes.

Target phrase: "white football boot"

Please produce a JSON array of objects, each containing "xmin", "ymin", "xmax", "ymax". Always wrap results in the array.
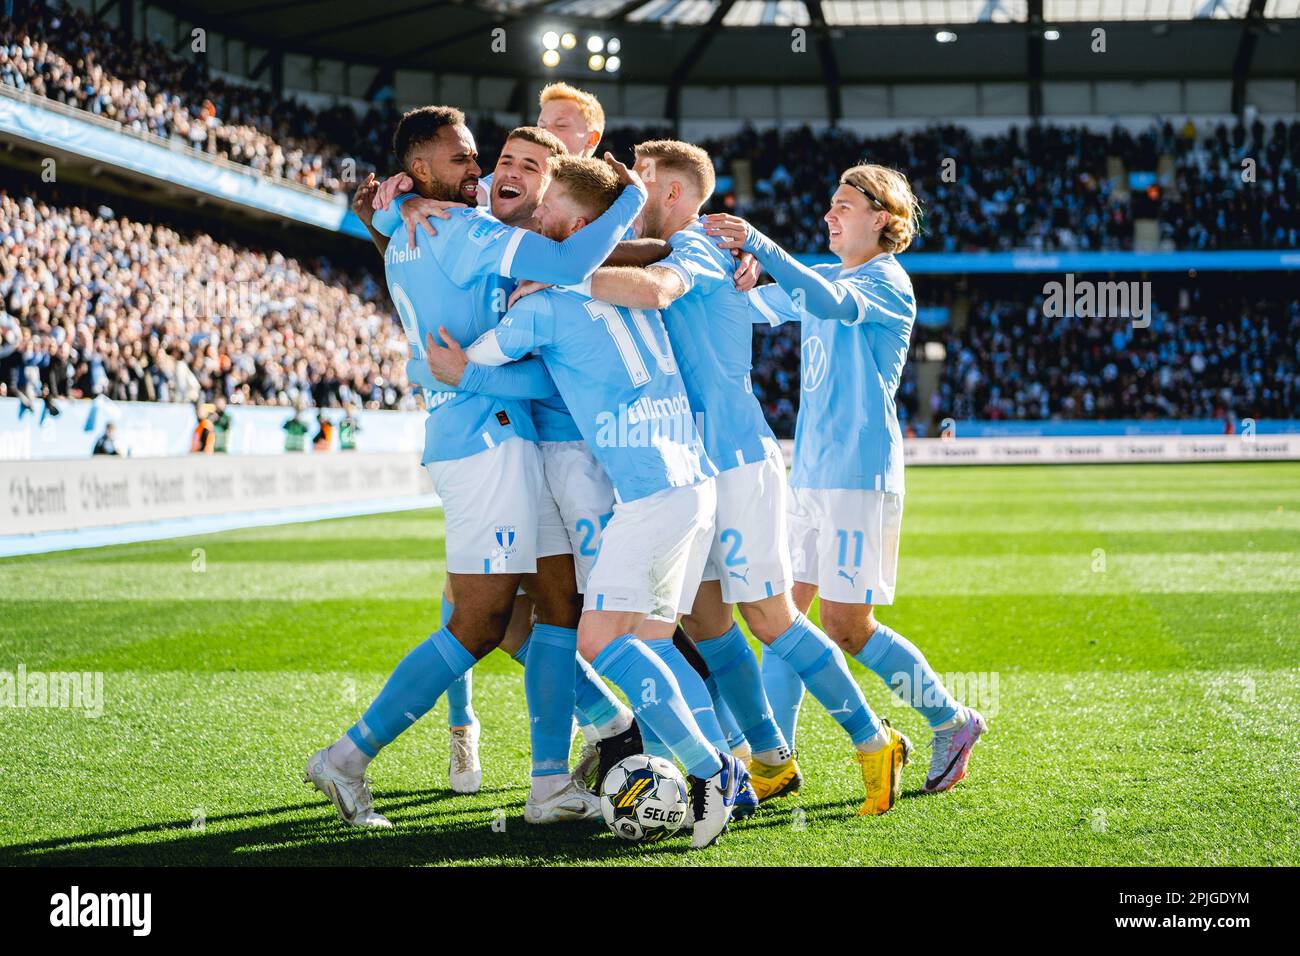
[
  {"xmin": 303, "ymin": 748, "xmax": 392, "ymax": 828},
  {"xmin": 448, "ymin": 723, "xmax": 482, "ymax": 794},
  {"xmin": 524, "ymin": 780, "xmax": 601, "ymax": 824},
  {"xmin": 689, "ymin": 751, "xmax": 748, "ymax": 849}
]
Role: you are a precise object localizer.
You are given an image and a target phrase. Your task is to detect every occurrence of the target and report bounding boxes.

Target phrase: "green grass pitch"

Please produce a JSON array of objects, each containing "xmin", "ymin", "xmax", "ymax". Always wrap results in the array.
[{"xmin": 2, "ymin": 462, "xmax": 1298, "ymax": 866}]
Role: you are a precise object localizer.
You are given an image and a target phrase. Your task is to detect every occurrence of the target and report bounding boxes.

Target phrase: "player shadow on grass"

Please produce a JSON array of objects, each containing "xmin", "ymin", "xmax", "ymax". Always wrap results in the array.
[
  {"xmin": 0, "ymin": 781, "xmax": 913, "ymax": 866},
  {"xmin": 0, "ymin": 785, "xmax": 701, "ymax": 866},
  {"xmin": 0, "ymin": 791, "xmax": 913, "ymax": 865}
]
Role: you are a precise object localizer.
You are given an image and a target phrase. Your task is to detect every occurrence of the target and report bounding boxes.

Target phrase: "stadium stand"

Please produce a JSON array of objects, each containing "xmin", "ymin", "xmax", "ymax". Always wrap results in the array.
[
  {"xmin": 0, "ymin": 190, "xmax": 415, "ymax": 411},
  {"xmin": 4, "ymin": 3, "xmax": 1296, "ymax": 257},
  {"xmin": 3, "ymin": 2, "xmax": 1296, "ymax": 437},
  {"xmin": 0, "ymin": 0, "xmax": 392, "ymax": 193},
  {"xmin": 929, "ymin": 284, "xmax": 1300, "ymax": 424},
  {"xmin": 711, "ymin": 120, "xmax": 1300, "ymax": 254}
]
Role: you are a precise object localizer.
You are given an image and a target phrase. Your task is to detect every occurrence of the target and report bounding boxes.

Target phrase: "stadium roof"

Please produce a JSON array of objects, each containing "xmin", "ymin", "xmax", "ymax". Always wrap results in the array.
[{"xmin": 152, "ymin": 0, "xmax": 1300, "ymax": 118}]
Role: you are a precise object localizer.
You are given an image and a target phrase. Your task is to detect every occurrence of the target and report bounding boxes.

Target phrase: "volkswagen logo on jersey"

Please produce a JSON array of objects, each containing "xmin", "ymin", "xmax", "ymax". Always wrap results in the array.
[{"xmin": 801, "ymin": 335, "xmax": 828, "ymax": 392}]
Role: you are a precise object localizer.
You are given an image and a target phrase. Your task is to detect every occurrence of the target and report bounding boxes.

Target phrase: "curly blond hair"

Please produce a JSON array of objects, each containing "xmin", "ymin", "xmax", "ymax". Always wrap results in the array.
[{"xmin": 839, "ymin": 164, "xmax": 922, "ymax": 253}]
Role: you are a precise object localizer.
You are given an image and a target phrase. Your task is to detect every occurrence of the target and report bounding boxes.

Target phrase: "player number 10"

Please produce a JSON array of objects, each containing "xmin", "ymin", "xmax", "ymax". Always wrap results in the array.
[{"xmin": 584, "ymin": 300, "xmax": 676, "ymax": 386}]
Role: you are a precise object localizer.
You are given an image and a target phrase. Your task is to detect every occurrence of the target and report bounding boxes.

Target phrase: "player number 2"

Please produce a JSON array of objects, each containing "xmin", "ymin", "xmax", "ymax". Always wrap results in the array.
[{"xmin": 576, "ymin": 512, "xmax": 612, "ymax": 556}]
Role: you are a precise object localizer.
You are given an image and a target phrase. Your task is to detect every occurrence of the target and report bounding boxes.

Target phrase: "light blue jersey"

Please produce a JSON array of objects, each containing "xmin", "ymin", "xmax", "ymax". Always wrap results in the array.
[
  {"xmin": 655, "ymin": 220, "xmax": 776, "ymax": 470},
  {"xmin": 472, "ymin": 170, "xmax": 593, "ymax": 443},
  {"xmin": 472, "ymin": 287, "xmax": 716, "ymax": 502},
  {"xmin": 747, "ymin": 253, "xmax": 915, "ymax": 494},
  {"xmin": 374, "ymin": 184, "xmax": 644, "ymax": 463}
]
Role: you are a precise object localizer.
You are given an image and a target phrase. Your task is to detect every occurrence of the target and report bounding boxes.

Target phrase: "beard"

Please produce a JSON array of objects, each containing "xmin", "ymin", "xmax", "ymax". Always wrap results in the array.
[
  {"xmin": 427, "ymin": 173, "xmax": 477, "ymax": 205},
  {"xmin": 639, "ymin": 203, "xmax": 666, "ymax": 240}
]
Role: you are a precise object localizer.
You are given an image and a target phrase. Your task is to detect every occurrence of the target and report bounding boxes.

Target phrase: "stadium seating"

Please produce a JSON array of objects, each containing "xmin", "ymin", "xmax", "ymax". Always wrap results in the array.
[
  {"xmin": 4, "ymin": 3, "xmax": 1296, "ymax": 255},
  {"xmin": 0, "ymin": 192, "xmax": 415, "ymax": 411}
]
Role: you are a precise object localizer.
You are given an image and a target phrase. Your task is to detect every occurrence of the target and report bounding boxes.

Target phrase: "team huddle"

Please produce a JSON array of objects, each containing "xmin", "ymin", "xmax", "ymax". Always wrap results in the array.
[{"xmin": 304, "ymin": 83, "xmax": 986, "ymax": 849}]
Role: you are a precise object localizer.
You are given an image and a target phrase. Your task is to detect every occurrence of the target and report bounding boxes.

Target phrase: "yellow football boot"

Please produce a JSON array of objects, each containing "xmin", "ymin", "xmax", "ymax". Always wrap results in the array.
[
  {"xmin": 748, "ymin": 755, "xmax": 803, "ymax": 802},
  {"xmin": 853, "ymin": 721, "xmax": 913, "ymax": 816}
]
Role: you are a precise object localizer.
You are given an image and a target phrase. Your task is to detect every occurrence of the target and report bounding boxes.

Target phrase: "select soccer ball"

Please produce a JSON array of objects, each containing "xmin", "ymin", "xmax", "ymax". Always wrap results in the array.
[{"xmin": 598, "ymin": 754, "xmax": 689, "ymax": 843}]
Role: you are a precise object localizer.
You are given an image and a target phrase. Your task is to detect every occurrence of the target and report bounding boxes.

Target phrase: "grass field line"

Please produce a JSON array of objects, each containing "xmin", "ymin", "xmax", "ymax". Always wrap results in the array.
[{"xmin": 3, "ymin": 550, "xmax": 1296, "ymax": 601}]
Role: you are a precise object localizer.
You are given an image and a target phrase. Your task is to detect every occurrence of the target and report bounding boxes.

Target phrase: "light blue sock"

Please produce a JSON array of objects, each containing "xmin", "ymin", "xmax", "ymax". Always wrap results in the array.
[
  {"xmin": 593, "ymin": 635, "xmax": 722, "ymax": 779},
  {"xmin": 637, "ymin": 718, "xmax": 675, "ymax": 761},
  {"xmin": 695, "ymin": 624, "xmax": 786, "ymax": 755},
  {"xmin": 769, "ymin": 614, "xmax": 881, "ymax": 746},
  {"xmin": 761, "ymin": 651, "xmax": 805, "ymax": 748},
  {"xmin": 440, "ymin": 598, "xmax": 475, "ymax": 728},
  {"xmin": 513, "ymin": 637, "xmax": 622, "ymax": 730},
  {"xmin": 347, "ymin": 627, "xmax": 477, "ymax": 757},
  {"xmin": 511, "ymin": 636, "xmax": 531, "ymax": 665},
  {"xmin": 855, "ymin": 623, "xmax": 959, "ymax": 729},
  {"xmin": 644, "ymin": 637, "xmax": 729, "ymax": 754},
  {"xmin": 525, "ymin": 624, "xmax": 578, "ymax": 777},
  {"xmin": 706, "ymin": 675, "xmax": 748, "ymax": 752},
  {"xmin": 575, "ymin": 654, "xmax": 623, "ymax": 729}
]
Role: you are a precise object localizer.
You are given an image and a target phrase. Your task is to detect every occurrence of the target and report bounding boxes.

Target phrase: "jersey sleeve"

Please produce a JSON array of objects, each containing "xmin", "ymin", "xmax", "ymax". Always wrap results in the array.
[
  {"xmin": 438, "ymin": 209, "xmax": 532, "ymax": 287},
  {"xmin": 405, "ymin": 357, "xmax": 453, "ymax": 393},
  {"xmin": 507, "ymin": 185, "xmax": 646, "ymax": 285},
  {"xmin": 655, "ymin": 230, "xmax": 730, "ymax": 297},
  {"xmin": 371, "ymin": 193, "xmax": 413, "ymax": 240},
  {"xmin": 460, "ymin": 356, "xmax": 558, "ymax": 400},
  {"xmin": 840, "ymin": 267, "xmax": 916, "ymax": 333},
  {"xmin": 467, "ymin": 297, "xmax": 553, "ymax": 365},
  {"xmin": 742, "ymin": 226, "xmax": 860, "ymax": 324},
  {"xmin": 375, "ymin": 200, "xmax": 530, "ymax": 289},
  {"xmin": 745, "ymin": 283, "xmax": 803, "ymax": 326}
]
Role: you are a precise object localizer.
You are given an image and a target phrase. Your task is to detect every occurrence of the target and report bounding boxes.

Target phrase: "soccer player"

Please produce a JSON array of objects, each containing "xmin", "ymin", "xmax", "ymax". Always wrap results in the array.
[
  {"xmin": 704, "ymin": 164, "xmax": 988, "ymax": 795},
  {"xmin": 364, "ymin": 119, "xmax": 645, "ymax": 808},
  {"xmin": 393, "ymin": 85, "xmax": 754, "ymax": 796},
  {"xmin": 304, "ymin": 107, "xmax": 645, "ymax": 828},
  {"xmin": 447, "ymin": 156, "xmax": 750, "ymax": 848},
  {"xmin": 580, "ymin": 140, "xmax": 912, "ymax": 814}
]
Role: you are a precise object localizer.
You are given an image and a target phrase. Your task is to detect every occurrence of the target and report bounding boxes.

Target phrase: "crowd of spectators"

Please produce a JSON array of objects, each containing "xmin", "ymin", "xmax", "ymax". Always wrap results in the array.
[
  {"xmin": 0, "ymin": 191, "xmax": 414, "ymax": 412},
  {"xmin": 2, "ymin": 186, "xmax": 1294, "ymax": 433},
  {"xmin": 0, "ymin": 1, "xmax": 394, "ymax": 193},
  {"xmin": 4, "ymin": 2, "xmax": 1298, "ymax": 257},
  {"xmin": 3, "ymin": 2, "xmax": 1296, "ymax": 429},
  {"xmin": 928, "ymin": 285, "xmax": 1299, "ymax": 424},
  {"xmin": 709, "ymin": 119, "xmax": 1299, "ymax": 254}
]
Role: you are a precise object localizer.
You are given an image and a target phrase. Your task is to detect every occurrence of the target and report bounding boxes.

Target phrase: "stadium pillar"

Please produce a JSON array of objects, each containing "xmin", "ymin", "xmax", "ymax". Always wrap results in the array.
[
  {"xmin": 270, "ymin": 51, "xmax": 284, "ymax": 101},
  {"xmin": 666, "ymin": 0, "xmax": 736, "ymax": 131},
  {"xmin": 806, "ymin": 1, "xmax": 842, "ymax": 126},
  {"xmin": 1231, "ymin": 0, "xmax": 1268, "ymax": 116},
  {"xmin": 1027, "ymin": 0, "xmax": 1043, "ymax": 120}
]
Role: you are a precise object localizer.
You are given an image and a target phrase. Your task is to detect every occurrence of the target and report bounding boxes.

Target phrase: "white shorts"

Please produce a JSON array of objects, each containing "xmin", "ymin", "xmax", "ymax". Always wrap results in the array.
[
  {"xmin": 584, "ymin": 480, "xmax": 717, "ymax": 623},
  {"xmin": 536, "ymin": 459, "xmax": 572, "ymax": 563},
  {"xmin": 700, "ymin": 445, "xmax": 794, "ymax": 605},
  {"xmin": 541, "ymin": 440, "xmax": 616, "ymax": 593},
  {"xmin": 426, "ymin": 438, "xmax": 543, "ymax": 575},
  {"xmin": 788, "ymin": 486, "xmax": 903, "ymax": 606}
]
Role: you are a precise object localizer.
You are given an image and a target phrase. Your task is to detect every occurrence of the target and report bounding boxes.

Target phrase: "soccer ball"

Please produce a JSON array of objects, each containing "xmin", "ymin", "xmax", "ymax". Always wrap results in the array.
[{"xmin": 598, "ymin": 754, "xmax": 689, "ymax": 843}]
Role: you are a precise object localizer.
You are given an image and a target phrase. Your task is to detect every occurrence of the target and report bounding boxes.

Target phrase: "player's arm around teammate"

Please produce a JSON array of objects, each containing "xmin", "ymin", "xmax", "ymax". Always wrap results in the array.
[
  {"xmin": 585, "ymin": 141, "xmax": 909, "ymax": 814},
  {"xmin": 705, "ymin": 166, "xmax": 987, "ymax": 796}
]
